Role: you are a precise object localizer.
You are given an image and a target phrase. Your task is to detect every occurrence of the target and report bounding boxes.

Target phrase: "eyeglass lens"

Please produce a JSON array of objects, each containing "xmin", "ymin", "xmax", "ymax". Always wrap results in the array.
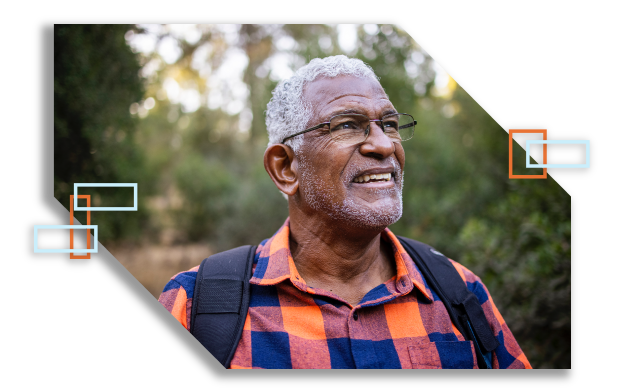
[{"xmin": 328, "ymin": 113, "xmax": 414, "ymax": 145}]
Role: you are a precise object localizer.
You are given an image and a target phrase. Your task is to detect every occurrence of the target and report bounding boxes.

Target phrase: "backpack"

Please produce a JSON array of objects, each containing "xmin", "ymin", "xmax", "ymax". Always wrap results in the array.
[{"xmin": 189, "ymin": 237, "xmax": 500, "ymax": 369}]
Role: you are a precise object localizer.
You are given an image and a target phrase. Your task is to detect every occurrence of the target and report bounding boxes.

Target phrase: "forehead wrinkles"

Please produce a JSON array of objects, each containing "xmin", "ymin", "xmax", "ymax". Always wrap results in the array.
[
  {"xmin": 303, "ymin": 76, "xmax": 391, "ymax": 125},
  {"xmin": 322, "ymin": 97, "xmax": 394, "ymax": 119}
]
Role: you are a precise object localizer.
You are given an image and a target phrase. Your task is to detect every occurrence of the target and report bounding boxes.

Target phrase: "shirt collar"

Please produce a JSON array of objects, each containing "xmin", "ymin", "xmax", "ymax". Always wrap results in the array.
[{"xmin": 249, "ymin": 217, "xmax": 433, "ymax": 301}]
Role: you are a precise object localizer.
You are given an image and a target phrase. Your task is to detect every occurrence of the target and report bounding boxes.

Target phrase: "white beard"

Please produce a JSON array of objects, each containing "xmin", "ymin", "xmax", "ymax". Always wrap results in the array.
[{"xmin": 297, "ymin": 155, "xmax": 404, "ymax": 229}]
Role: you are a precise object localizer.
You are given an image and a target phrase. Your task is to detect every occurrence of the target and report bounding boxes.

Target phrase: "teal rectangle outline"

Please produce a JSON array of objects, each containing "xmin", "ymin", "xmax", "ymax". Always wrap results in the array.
[
  {"xmin": 33, "ymin": 225, "xmax": 99, "ymax": 253},
  {"xmin": 526, "ymin": 140, "xmax": 590, "ymax": 168},
  {"xmin": 73, "ymin": 183, "xmax": 138, "ymax": 211}
]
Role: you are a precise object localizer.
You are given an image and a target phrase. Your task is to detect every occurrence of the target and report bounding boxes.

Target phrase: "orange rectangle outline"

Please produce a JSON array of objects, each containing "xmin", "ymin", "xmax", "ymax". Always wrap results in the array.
[
  {"xmin": 70, "ymin": 195, "xmax": 91, "ymax": 259},
  {"xmin": 509, "ymin": 129, "xmax": 548, "ymax": 179}
]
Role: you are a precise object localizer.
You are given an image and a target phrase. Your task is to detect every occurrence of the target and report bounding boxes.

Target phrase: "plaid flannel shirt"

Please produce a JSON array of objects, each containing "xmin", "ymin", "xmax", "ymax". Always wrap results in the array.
[{"xmin": 159, "ymin": 218, "xmax": 531, "ymax": 369}]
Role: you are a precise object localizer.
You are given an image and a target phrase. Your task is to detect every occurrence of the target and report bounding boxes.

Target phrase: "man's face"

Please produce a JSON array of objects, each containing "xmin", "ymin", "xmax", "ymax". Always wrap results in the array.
[{"xmin": 295, "ymin": 75, "xmax": 405, "ymax": 229}]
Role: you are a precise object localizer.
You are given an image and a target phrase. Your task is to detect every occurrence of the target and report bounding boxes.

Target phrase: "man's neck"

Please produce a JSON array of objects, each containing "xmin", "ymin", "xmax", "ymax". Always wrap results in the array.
[{"xmin": 288, "ymin": 212, "xmax": 396, "ymax": 307}]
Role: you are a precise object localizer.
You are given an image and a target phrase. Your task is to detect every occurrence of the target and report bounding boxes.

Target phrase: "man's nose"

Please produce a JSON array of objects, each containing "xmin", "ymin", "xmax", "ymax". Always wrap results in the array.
[{"xmin": 358, "ymin": 122, "xmax": 396, "ymax": 158}]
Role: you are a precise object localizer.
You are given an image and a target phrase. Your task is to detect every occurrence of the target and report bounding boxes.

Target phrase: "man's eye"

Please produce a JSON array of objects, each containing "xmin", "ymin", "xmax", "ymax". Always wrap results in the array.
[
  {"xmin": 383, "ymin": 121, "xmax": 398, "ymax": 129},
  {"xmin": 332, "ymin": 121, "xmax": 361, "ymax": 131}
]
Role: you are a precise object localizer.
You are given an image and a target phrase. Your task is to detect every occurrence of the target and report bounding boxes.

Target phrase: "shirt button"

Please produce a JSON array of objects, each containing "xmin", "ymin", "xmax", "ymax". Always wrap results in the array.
[{"xmin": 353, "ymin": 312, "xmax": 359, "ymax": 321}]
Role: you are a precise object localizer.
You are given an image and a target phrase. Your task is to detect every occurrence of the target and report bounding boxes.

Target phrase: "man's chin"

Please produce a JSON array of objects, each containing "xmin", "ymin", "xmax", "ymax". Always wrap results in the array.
[{"xmin": 337, "ymin": 195, "xmax": 403, "ymax": 230}]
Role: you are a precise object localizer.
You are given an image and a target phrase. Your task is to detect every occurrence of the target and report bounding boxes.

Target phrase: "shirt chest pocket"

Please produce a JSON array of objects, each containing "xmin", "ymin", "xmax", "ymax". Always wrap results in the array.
[{"xmin": 408, "ymin": 341, "xmax": 479, "ymax": 369}]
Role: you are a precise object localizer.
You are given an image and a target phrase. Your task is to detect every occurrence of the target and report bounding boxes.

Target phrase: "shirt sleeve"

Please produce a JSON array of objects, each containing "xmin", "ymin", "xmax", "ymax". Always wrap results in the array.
[
  {"xmin": 450, "ymin": 260, "xmax": 532, "ymax": 369},
  {"xmin": 157, "ymin": 266, "xmax": 199, "ymax": 332}
]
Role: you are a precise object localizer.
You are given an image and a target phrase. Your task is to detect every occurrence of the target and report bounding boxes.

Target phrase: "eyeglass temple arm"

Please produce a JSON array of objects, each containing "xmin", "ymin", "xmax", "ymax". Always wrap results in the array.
[
  {"xmin": 399, "ymin": 120, "xmax": 417, "ymax": 130},
  {"xmin": 281, "ymin": 122, "xmax": 330, "ymax": 143}
]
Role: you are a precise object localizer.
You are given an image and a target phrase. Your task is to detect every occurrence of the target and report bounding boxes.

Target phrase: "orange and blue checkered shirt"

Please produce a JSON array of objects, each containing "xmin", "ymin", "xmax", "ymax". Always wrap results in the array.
[{"xmin": 159, "ymin": 218, "xmax": 531, "ymax": 369}]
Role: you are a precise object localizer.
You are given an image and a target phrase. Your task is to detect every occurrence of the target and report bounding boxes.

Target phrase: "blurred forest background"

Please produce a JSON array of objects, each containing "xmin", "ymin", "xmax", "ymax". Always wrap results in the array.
[{"xmin": 54, "ymin": 24, "xmax": 570, "ymax": 368}]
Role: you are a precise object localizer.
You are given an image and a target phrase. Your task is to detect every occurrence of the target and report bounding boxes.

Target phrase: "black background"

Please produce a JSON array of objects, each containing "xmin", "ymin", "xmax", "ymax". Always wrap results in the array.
[{"xmin": 38, "ymin": 23, "xmax": 584, "ymax": 370}]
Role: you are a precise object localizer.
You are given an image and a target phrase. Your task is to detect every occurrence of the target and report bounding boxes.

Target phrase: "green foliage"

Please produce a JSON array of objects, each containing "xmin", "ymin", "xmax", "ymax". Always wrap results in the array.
[
  {"xmin": 173, "ymin": 153, "xmax": 234, "ymax": 240},
  {"xmin": 54, "ymin": 24, "xmax": 152, "ymax": 240},
  {"xmin": 458, "ymin": 180, "xmax": 571, "ymax": 368}
]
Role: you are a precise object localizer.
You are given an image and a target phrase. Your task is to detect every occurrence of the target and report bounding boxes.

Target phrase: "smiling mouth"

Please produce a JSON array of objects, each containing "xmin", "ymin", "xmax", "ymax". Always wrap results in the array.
[{"xmin": 352, "ymin": 172, "xmax": 393, "ymax": 184}]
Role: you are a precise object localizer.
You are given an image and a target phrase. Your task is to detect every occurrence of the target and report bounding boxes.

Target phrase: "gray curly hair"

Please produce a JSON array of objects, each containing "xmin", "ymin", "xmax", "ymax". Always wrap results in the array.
[{"xmin": 265, "ymin": 55, "xmax": 379, "ymax": 152}]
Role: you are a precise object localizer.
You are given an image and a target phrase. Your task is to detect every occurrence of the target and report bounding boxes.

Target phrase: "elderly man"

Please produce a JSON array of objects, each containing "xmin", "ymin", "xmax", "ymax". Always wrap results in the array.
[{"xmin": 159, "ymin": 55, "xmax": 531, "ymax": 369}]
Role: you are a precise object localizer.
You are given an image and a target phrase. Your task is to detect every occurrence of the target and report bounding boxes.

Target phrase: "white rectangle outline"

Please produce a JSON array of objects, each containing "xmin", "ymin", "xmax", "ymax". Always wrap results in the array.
[
  {"xmin": 73, "ymin": 183, "xmax": 138, "ymax": 211},
  {"xmin": 527, "ymin": 140, "xmax": 590, "ymax": 169},
  {"xmin": 33, "ymin": 225, "xmax": 99, "ymax": 253}
]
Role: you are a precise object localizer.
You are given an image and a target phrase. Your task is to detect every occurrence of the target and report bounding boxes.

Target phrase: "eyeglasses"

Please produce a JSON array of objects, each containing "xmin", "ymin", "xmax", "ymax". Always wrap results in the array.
[{"xmin": 282, "ymin": 113, "xmax": 417, "ymax": 146}]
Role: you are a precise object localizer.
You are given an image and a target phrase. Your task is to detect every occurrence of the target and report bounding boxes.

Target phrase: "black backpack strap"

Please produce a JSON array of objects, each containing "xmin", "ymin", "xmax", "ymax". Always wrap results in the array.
[
  {"xmin": 397, "ymin": 236, "xmax": 500, "ymax": 369},
  {"xmin": 189, "ymin": 245, "xmax": 256, "ymax": 368}
]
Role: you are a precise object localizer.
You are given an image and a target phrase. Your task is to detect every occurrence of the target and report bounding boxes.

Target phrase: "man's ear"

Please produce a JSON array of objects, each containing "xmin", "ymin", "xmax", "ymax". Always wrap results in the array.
[{"xmin": 264, "ymin": 144, "xmax": 299, "ymax": 197}]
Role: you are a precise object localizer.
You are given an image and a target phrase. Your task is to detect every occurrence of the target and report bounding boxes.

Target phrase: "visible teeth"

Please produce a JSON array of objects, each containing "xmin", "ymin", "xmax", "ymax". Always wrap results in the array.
[{"xmin": 354, "ymin": 173, "xmax": 392, "ymax": 183}]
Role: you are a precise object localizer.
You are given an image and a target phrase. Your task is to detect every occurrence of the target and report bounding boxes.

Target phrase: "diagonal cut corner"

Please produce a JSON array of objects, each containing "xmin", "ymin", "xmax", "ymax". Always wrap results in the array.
[
  {"xmin": 509, "ymin": 129, "xmax": 547, "ymax": 179},
  {"xmin": 70, "ymin": 194, "xmax": 91, "ymax": 259}
]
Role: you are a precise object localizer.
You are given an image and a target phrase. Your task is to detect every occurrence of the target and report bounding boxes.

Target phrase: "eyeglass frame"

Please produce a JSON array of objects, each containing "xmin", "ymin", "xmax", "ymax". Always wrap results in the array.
[{"xmin": 281, "ymin": 112, "xmax": 417, "ymax": 145}]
